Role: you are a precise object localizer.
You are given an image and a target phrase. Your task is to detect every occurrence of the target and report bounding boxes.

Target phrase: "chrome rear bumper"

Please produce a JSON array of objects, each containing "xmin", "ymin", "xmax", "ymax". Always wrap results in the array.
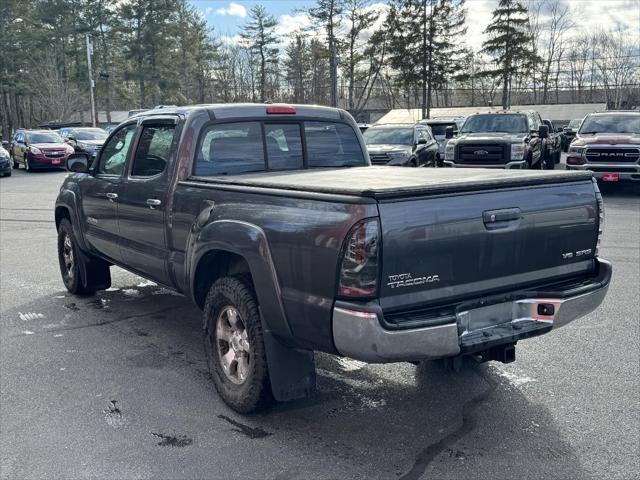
[{"xmin": 332, "ymin": 259, "xmax": 612, "ymax": 363}]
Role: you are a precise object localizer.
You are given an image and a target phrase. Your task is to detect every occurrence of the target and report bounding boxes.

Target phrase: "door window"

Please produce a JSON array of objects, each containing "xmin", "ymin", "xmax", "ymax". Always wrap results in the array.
[
  {"xmin": 97, "ymin": 124, "xmax": 136, "ymax": 176},
  {"xmin": 130, "ymin": 124, "xmax": 176, "ymax": 177}
]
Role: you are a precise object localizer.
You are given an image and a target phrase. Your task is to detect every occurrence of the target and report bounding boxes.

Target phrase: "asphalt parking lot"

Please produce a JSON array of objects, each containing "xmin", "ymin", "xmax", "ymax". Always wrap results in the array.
[{"xmin": 1, "ymin": 162, "xmax": 638, "ymax": 480}]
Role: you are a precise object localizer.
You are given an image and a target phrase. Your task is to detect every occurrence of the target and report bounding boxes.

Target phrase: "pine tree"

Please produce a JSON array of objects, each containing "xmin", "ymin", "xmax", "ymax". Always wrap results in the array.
[
  {"xmin": 241, "ymin": 5, "xmax": 279, "ymax": 102},
  {"xmin": 387, "ymin": 0, "xmax": 467, "ymax": 118},
  {"xmin": 306, "ymin": 0, "xmax": 344, "ymax": 107},
  {"xmin": 343, "ymin": 0, "xmax": 379, "ymax": 113},
  {"xmin": 482, "ymin": 0, "xmax": 538, "ymax": 109},
  {"xmin": 285, "ymin": 35, "xmax": 311, "ymax": 103}
]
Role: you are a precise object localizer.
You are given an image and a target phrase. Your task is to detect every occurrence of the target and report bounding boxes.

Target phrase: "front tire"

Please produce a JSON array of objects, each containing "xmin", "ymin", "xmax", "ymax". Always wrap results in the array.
[
  {"xmin": 203, "ymin": 275, "xmax": 272, "ymax": 413},
  {"xmin": 24, "ymin": 156, "xmax": 31, "ymax": 172},
  {"xmin": 57, "ymin": 218, "xmax": 109, "ymax": 295}
]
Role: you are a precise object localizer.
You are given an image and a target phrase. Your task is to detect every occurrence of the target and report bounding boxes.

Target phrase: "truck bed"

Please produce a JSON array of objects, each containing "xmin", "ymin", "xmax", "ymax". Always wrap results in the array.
[{"xmin": 190, "ymin": 167, "xmax": 593, "ymax": 199}]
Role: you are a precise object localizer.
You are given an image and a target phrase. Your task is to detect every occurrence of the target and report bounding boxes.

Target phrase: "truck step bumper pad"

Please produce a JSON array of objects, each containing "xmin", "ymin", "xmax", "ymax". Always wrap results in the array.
[{"xmin": 333, "ymin": 260, "xmax": 611, "ymax": 363}]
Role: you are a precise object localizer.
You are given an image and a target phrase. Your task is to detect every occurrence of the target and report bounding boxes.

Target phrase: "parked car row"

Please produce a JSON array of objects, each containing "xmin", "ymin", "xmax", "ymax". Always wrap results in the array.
[{"xmin": 5, "ymin": 127, "xmax": 108, "ymax": 174}]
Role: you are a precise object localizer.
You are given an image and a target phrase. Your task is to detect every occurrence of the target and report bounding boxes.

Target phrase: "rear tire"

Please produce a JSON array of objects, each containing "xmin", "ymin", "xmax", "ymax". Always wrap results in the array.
[
  {"xmin": 11, "ymin": 153, "xmax": 19, "ymax": 169},
  {"xmin": 203, "ymin": 275, "xmax": 272, "ymax": 413}
]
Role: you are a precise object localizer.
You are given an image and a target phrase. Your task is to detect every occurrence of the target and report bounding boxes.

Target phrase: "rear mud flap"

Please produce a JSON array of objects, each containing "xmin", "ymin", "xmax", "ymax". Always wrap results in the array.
[
  {"xmin": 261, "ymin": 320, "xmax": 316, "ymax": 402},
  {"xmin": 77, "ymin": 250, "xmax": 111, "ymax": 291}
]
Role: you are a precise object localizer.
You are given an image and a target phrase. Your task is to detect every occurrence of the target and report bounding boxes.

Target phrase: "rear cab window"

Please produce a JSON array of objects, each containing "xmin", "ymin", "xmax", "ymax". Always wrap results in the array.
[{"xmin": 194, "ymin": 120, "xmax": 364, "ymax": 176}]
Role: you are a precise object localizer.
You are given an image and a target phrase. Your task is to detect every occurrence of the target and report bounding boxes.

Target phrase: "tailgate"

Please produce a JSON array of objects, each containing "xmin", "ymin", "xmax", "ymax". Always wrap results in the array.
[{"xmin": 378, "ymin": 180, "xmax": 599, "ymax": 312}]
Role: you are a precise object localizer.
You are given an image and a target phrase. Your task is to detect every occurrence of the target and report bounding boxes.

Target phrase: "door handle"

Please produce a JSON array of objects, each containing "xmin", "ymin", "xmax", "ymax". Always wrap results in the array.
[
  {"xmin": 146, "ymin": 198, "xmax": 162, "ymax": 209},
  {"xmin": 106, "ymin": 192, "xmax": 118, "ymax": 202}
]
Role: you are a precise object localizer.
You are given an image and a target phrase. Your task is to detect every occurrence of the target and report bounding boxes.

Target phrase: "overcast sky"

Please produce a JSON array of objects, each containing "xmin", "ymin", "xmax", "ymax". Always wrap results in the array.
[{"xmin": 191, "ymin": 0, "xmax": 640, "ymax": 48}]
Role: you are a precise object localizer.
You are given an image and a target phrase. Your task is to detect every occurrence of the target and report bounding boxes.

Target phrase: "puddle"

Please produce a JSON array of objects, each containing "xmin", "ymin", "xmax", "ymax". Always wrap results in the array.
[
  {"xmin": 87, "ymin": 298, "xmax": 109, "ymax": 310},
  {"xmin": 103, "ymin": 400, "xmax": 126, "ymax": 428},
  {"xmin": 218, "ymin": 415, "xmax": 272, "ymax": 439},
  {"xmin": 64, "ymin": 303, "xmax": 80, "ymax": 311},
  {"xmin": 127, "ymin": 350, "xmax": 169, "ymax": 369},
  {"xmin": 151, "ymin": 432, "xmax": 194, "ymax": 447}
]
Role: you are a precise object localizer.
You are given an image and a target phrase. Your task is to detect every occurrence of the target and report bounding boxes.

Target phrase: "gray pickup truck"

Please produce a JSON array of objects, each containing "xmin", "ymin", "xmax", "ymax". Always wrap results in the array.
[{"xmin": 55, "ymin": 104, "xmax": 611, "ymax": 413}]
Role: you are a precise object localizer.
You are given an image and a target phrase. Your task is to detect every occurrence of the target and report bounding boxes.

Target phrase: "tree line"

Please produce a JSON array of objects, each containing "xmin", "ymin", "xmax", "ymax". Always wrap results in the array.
[{"xmin": 1, "ymin": 0, "xmax": 638, "ymax": 138}]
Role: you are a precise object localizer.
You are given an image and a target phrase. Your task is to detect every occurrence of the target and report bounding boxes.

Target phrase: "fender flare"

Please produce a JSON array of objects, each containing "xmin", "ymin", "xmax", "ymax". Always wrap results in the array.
[
  {"xmin": 187, "ymin": 219, "xmax": 292, "ymax": 341},
  {"xmin": 188, "ymin": 219, "xmax": 316, "ymax": 402},
  {"xmin": 55, "ymin": 188, "xmax": 90, "ymax": 252}
]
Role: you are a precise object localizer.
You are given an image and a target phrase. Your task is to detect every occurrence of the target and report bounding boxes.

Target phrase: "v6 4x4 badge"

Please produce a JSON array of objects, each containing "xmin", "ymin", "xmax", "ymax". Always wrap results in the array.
[{"xmin": 387, "ymin": 273, "xmax": 440, "ymax": 289}]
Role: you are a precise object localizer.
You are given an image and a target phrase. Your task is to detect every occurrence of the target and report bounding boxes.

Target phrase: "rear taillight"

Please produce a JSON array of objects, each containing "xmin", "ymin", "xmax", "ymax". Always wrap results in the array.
[
  {"xmin": 594, "ymin": 178, "xmax": 604, "ymax": 256},
  {"xmin": 338, "ymin": 218, "xmax": 380, "ymax": 297}
]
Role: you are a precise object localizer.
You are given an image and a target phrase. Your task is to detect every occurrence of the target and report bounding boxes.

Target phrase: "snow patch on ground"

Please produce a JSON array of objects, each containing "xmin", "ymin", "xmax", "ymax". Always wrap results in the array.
[
  {"xmin": 492, "ymin": 366, "xmax": 536, "ymax": 386},
  {"xmin": 151, "ymin": 288, "xmax": 181, "ymax": 296},
  {"xmin": 18, "ymin": 312, "xmax": 45, "ymax": 321},
  {"xmin": 122, "ymin": 288, "xmax": 140, "ymax": 297},
  {"xmin": 336, "ymin": 357, "xmax": 367, "ymax": 372},
  {"xmin": 137, "ymin": 280, "xmax": 157, "ymax": 288}
]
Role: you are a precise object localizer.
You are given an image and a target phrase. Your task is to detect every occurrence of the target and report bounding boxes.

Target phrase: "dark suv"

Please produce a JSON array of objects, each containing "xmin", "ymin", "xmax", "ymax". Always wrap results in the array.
[
  {"xmin": 58, "ymin": 127, "xmax": 108, "ymax": 161},
  {"xmin": 444, "ymin": 111, "xmax": 548, "ymax": 169},
  {"xmin": 362, "ymin": 123, "xmax": 439, "ymax": 167}
]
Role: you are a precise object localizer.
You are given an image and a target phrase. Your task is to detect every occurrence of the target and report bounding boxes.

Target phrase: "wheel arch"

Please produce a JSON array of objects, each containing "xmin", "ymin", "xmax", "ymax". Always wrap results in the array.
[{"xmin": 187, "ymin": 220, "xmax": 293, "ymax": 342}]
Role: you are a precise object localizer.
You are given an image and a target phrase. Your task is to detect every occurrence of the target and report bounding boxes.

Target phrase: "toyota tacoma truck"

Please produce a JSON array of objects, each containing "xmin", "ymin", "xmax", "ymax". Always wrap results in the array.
[
  {"xmin": 566, "ymin": 111, "xmax": 640, "ymax": 184},
  {"xmin": 444, "ymin": 111, "xmax": 548, "ymax": 169},
  {"xmin": 55, "ymin": 104, "xmax": 611, "ymax": 413}
]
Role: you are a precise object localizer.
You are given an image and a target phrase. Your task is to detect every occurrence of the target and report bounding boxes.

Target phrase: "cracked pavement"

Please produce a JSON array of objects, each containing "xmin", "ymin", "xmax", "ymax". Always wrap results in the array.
[{"xmin": 1, "ymin": 164, "xmax": 638, "ymax": 479}]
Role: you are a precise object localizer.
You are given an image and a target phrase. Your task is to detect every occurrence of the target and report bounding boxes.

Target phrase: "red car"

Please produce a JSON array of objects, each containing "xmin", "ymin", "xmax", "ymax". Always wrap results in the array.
[{"xmin": 10, "ymin": 130, "xmax": 74, "ymax": 172}]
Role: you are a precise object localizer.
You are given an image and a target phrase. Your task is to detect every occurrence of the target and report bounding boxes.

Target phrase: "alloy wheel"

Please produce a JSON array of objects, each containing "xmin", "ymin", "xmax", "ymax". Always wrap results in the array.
[{"xmin": 215, "ymin": 306, "xmax": 251, "ymax": 385}]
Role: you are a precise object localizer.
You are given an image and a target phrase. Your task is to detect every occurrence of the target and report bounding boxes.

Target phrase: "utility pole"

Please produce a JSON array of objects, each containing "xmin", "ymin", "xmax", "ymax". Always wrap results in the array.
[{"xmin": 86, "ymin": 34, "xmax": 97, "ymax": 127}]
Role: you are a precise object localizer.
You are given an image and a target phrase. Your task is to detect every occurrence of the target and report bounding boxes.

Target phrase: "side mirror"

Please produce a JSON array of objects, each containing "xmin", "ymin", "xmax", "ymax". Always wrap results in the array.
[
  {"xmin": 67, "ymin": 135, "xmax": 77, "ymax": 145},
  {"xmin": 445, "ymin": 126, "xmax": 454, "ymax": 139},
  {"xmin": 538, "ymin": 125, "xmax": 549, "ymax": 139},
  {"xmin": 66, "ymin": 154, "xmax": 89, "ymax": 173},
  {"xmin": 416, "ymin": 138, "xmax": 428, "ymax": 145}
]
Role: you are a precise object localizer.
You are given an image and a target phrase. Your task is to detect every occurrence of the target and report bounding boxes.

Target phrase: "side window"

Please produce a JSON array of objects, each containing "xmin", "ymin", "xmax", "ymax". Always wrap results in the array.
[
  {"xmin": 97, "ymin": 124, "xmax": 136, "ymax": 176},
  {"xmin": 265, "ymin": 123, "xmax": 303, "ymax": 170},
  {"xmin": 195, "ymin": 122, "xmax": 264, "ymax": 176},
  {"xmin": 130, "ymin": 124, "xmax": 175, "ymax": 177},
  {"xmin": 416, "ymin": 128, "xmax": 431, "ymax": 141}
]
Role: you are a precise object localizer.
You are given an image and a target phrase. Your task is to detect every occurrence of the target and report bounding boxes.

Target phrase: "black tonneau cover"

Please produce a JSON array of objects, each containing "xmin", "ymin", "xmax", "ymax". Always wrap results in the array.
[{"xmin": 190, "ymin": 167, "xmax": 593, "ymax": 199}]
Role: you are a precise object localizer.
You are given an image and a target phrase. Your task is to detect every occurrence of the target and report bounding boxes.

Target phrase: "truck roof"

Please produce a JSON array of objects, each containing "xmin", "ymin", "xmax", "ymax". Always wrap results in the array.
[
  {"xmin": 191, "ymin": 167, "xmax": 593, "ymax": 199},
  {"xmin": 131, "ymin": 103, "xmax": 345, "ymax": 121}
]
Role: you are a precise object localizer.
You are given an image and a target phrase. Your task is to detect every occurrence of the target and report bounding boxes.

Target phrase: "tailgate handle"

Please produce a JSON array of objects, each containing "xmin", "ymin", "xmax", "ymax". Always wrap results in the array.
[{"xmin": 483, "ymin": 208, "xmax": 521, "ymax": 228}]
